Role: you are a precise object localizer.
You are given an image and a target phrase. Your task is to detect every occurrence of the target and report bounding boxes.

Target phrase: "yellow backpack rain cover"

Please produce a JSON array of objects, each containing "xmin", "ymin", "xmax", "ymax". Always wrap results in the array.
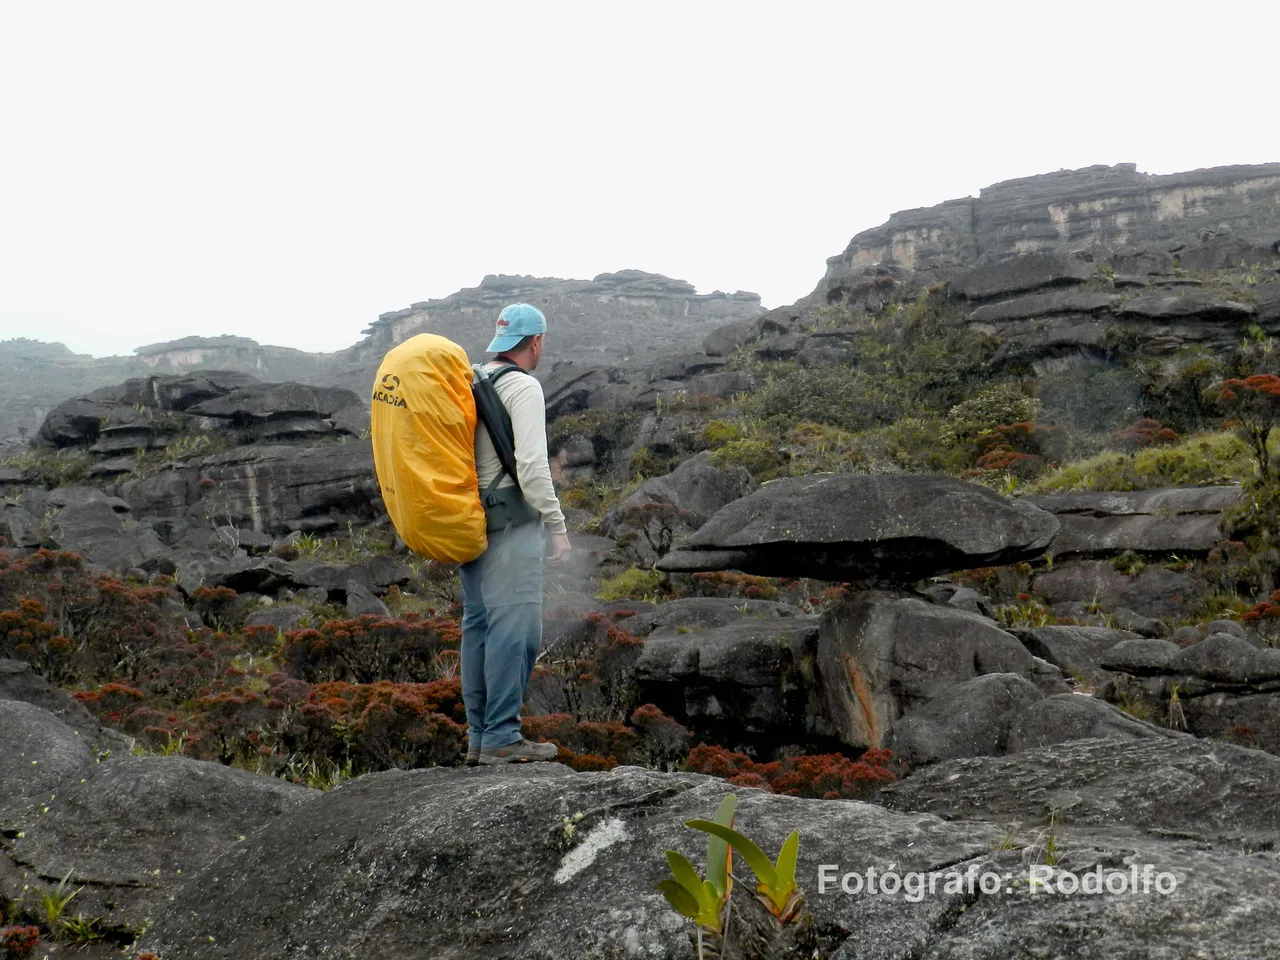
[{"xmin": 370, "ymin": 334, "xmax": 487, "ymax": 564}]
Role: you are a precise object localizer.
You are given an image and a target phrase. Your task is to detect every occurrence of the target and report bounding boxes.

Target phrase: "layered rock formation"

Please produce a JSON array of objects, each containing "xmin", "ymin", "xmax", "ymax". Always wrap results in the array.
[
  {"xmin": 657, "ymin": 474, "xmax": 1060, "ymax": 581},
  {"xmin": 0, "ymin": 336, "xmax": 339, "ymax": 448},
  {"xmin": 823, "ymin": 162, "xmax": 1280, "ymax": 291},
  {"xmin": 345, "ymin": 270, "xmax": 763, "ymax": 369},
  {"xmin": 0, "ymin": 271, "xmax": 764, "ymax": 444}
]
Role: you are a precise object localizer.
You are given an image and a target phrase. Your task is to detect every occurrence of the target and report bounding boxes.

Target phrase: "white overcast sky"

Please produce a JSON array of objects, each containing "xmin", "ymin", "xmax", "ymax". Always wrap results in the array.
[{"xmin": 1, "ymin": 2, "xmax": 1277, "ymax": 358}]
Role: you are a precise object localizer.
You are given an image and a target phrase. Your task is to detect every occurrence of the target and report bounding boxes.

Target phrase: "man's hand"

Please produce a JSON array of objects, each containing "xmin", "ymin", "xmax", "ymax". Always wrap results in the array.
[{"xmin": 547, "ymin": 531, "xmax": 571, "ymax": 564}]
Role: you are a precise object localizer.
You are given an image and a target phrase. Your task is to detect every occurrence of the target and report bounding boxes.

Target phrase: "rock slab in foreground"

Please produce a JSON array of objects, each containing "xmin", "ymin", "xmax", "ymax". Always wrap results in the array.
[
  {"xmin": 139, "ymin": 758, "xmax": 1280, "ymax": 959},
  {"xmin": 883, "ymin": 735, "xmax": 1280, "ymax": 849},
  {"xmin": 658, "ymin": 474, "xmax": 1059, "ymax": 582}
]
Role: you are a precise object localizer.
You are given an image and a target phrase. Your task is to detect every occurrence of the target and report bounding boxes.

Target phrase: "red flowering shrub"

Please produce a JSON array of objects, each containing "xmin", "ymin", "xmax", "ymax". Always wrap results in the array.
[
  {"xmin": 683, "ymin": 744, "xmax": 898, "ymax": 800},
  {"xmin": 971, "ymin": 422, "xmax": 1055, "ymax": 478},
  {"xmin": 522, "ymin": 712, "xmax": 637, "ymax": 763},
  {"xmin": 1, "ymin": 925, "xmax": 39, "ymax": 958},
  {"xmin": 294, "ymin": 679, "xmax": 466, "ymax": 769},
  {"xmin": 191, "ymin": 585, "xmax": 240, "ymax": 630},
  {"xmin": 279, "ymin": 614, "xmax": 460, "ymax": 683},
  {"xmin": 0, "ymin": 549, "xmax": 181, "ymax": 685},
  {"xmin": 615, "ymin": 501, "xmax": 699, "ymax": 558},
  {"xmin": 1215, "ymin": 374, "xmax": 1280, "ymax": 479},
  {"xmin": 1110, "ymin": 418, "xmax": 1179, "ymax": 451},
  {"xmin": 529, "ymin": 614, "xmax": 643, "ymax": 722},
  {"xmin": 685, "ymin": 572, "xmax": 779, "ymax": 600},
  {"xmin": 629, "ymin": 703, "xmax": 691, "ymax": 768},
  {"xmin": 555, "ymin": 750, "xmax": 618, "ymax": 771}
]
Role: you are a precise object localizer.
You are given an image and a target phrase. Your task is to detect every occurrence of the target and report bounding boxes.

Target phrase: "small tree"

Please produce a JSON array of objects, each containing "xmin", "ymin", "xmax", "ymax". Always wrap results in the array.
[{"xmin": 1214, "ymin": 375, "xmax": 1280, "ymax": 480}]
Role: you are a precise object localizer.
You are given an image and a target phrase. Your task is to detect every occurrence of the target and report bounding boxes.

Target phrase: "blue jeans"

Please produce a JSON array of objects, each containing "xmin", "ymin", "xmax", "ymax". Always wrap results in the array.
[{"xmin": 459, "ymin": 522, "xmax": 544, "ymax": 749}]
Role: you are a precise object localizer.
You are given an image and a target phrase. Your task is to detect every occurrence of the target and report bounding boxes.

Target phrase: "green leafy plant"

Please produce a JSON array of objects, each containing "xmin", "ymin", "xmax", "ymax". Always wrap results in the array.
[
  {"xmin": 32, "ymin": 872, "xmax": 79, "ymax": 928},
  {"xmin": 656, "ymin": 794, "xmax": 736, "ymax": 958},
  {"xmin": 59, "ymin": 913, "xmax": 103, "ymax": 945},
  {"xmin": 597, "ymin": 566, "xmax": 664, "ymax": 601},
  {"xmin": 684, "ymin": 819, "xmax": 803, "ymax": 925},
  {"xmin": 1035, "ymin": 807, "xmax": 1063, "ymax": 867},
  {"xmin": 660, "ymin": 794, "xmax": 822, "ymax": 958}
]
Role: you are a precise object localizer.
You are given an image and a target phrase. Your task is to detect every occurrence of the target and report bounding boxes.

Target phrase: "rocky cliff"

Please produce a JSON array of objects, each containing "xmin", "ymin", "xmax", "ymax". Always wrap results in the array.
[
  {"xmin": 822, "ymin": 162, "xmax": 1280, "ymax": 296},
  {"xmin": 0, "ymin": 271, "xmax": 762, "ymax": 446},
  {"xmin": 343, "ymin": 270, "xmax": 763, "ymax": 367}
]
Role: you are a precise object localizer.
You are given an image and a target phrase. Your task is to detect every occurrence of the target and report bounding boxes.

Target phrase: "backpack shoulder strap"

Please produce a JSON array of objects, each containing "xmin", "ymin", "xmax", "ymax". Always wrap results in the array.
[{"xmin": 472, "ymin": 362, "xmax": 528, "ymax": 499}]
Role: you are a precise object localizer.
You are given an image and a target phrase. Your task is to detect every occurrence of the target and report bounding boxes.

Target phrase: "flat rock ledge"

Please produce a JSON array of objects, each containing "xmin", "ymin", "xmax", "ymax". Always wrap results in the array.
[
  {"xmin": 141, "ymin": 755, "xmax": 1280, "ymax": 959},
  {"xmin": 658, "ymin": 474, "xmax": 1058, "ymax": 582}
]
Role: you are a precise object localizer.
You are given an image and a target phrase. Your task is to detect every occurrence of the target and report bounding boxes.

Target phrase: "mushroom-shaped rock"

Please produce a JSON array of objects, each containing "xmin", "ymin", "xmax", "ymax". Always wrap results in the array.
[{"xmin": 657, "ymin": 474, "xmax": 1059, "ymax": 582}]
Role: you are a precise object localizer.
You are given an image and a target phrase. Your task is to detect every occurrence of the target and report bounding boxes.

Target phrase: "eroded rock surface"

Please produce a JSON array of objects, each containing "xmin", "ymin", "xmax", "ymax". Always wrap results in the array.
[
  {"xmin": 139, "ymin": 759, "xmax": 1280, "ymax": 959},
  {"xmin": 659, "ymin": 474, "xmax": 1058, "ymax": 582}
]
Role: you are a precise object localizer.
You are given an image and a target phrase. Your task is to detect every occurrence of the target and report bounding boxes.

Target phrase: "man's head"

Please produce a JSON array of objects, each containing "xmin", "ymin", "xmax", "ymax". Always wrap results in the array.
[{"xmin": 487, "ymin": 303, "xmax": 547, "ymax": 370}]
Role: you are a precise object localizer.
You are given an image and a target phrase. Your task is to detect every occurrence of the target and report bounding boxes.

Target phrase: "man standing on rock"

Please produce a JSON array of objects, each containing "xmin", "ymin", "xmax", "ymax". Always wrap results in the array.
[{"xmin": 463, "ymin": 302, "xmax": 571, "ymax": 765}]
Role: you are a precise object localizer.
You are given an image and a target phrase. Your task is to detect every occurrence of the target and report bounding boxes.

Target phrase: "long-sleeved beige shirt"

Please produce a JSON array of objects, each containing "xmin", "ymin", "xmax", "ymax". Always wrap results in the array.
[{"xmin": 474, "ymin": 361, "xmax": 567, "ymax": 534}]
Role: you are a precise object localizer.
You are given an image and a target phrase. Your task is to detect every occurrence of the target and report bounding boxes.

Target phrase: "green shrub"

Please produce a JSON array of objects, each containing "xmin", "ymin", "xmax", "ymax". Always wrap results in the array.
[
  {"xmin": 597, "ymin": 566, "xmax": 665, "ymax": 601},
  {"xmin": 707, "ymin": 438, "xmax": 784, "ymax": 477},
  {"xmin": 741, "ymin": 365, "xmax": 915, "ymax": 432},
  {"xmin": 1031, "ymin": 431, "xmax": 1253, "ymax": 492},
  {"xmin": 946, "ymin": 383, "xmax": 1042, "ymax": 440},
  {"xmin": 701, "ymin": 419, "xmax": 742, "ymax": 448}
]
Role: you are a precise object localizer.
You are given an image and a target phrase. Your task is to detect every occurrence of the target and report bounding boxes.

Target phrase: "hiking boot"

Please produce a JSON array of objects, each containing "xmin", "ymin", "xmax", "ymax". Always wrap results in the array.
[
  {"xmin": 478, "ymin": 737, "xmax": 558, "ymax": 764},
  {"xmin": 466, "ymin": 741, "xmax": 480, "ymax": 767}
]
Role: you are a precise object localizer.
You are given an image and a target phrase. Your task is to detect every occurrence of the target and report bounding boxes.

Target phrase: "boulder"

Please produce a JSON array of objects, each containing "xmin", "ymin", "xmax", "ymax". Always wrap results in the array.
[
  {"xmin": 1171, "ymin": 633, "xmax": 1280, "ymax": 684},
  {"xmin": 1117, "ymin": 290, "xmax": 1256, "ymax": 322},
  {"xmin": 952, "ymin": 252, "xmax": 1097, "ymax": 300},
  {"xmin": 966, "ymin": 290, "xmax": 1118, "ymax": 323},
  {"xmin": 153, "ymin": 370, "xmax": 262, "ymax": 409},
  {"xmin": 202, "ymin": 556, "xmax": 300, "ymax": 595},
  {"xmin": 123, "ymin": 440, "xmax": 381, "ymax": 536},
  {"xmin": 188, "ymin": 382, "xmax": 361, "ymax": 422},
  {"xmin": 1203, "ymin": 618, "xmax": 1247, "ymax": 640},
  {"xmin": 685, "ymin": 369, "xmax": 755, "ymax": 398},
  {"xmin": 635, "ymin": 616, "xmax": 820, "ymax": 747},
  {"xmin": 1182, "ymin": 691, "xmax": 1280, "ymax": 754},
  {"xmin": 604, "ymin": 452, "xmax": 755, "ymax": 563},
  {"xmin": 0, "ymin": 503, "xmax": 42, "ymax": 550},
  {"xmin": 702, "ymin": 308, "xmax": 795, "ymax": 357},
  {"xmin": 4, "ymin": 754, "xmax": 315, "ymax": 928},
  {"xmin": 46, "ymin": 494, "xmax": 174, "ymax": 573},
  {"xmin": 244, "ymin": 603, "xmax": 313, "ymax": 632},
  {"xmin": 0, "ymin": 701, "xmax": 97, "ymax": 829},
  {"xmin": 290, "ymin": 559, "xmax": 377, "ymax": 596},
  {"xmin": 888, "ymin": 673, "xmax": 1045, "ymax": 765},
  {"xmin": 35, "ymin": 397, "xmax": 134, "ymax": 448},
  {"xmin": 659, "ymin": 474, "xmax": 1059, "ymax": 582},
  {"xmin": 0, "ymin": 659, "xmax": 106, "ymax": 740},
  {"xmin": 87, "ymin": 455, "xmax": 137, "ymax": 477},
  {"xmin": 1031, "ymin": 559, "xmax": 1128, "ymax": 607},
  {"xmin": 89, "ymin": 423, "xmax": 166, "ymax": 455},
  {"xmin": 345, "ymin": 580, "xmax": 390, "ymax": 618},
  {"xmin": 645, "ymin": 353, "xmax": 727, "ymax": 382},
  {"xmin": 142, "ymin": 761, "xmax": 1280, "ymax": 960},
  {"xmin": 1115, "ymin": 566, "xmax": 1205, "ymax": 621},
  {"xmin": 1012, "ymin": 625, "xmax": 1139, "ymax": 688},
  {"xmin": 542, "ymin": 364, "xmax": 614, "ymax": 421},
  {"xmin": 545, "ymin": 533, "xmax": 617, "ymax": 582},
  {"xmin": 1025, "ymin": 485, "xmax": 1243, "ymax": 557},
  {"xmin": 1098, "ymin": 638, "xmax": 1182, "ymax": 675},
  {"xmin": 883, "ymin": 735, "xmax": 1280, "ymax": 849},
  {"xmin": 815, "ymin": 592, "xmax": 1068, "ymax": 750},
  {"xmin": 920, "ymin": 583, "xmax": 993, "ymax": 616},
  {"xmin": 1005, "ymin": 693, "xmax": 1179, "ymax": 751},
  {"xmin": 1109, "ymin": 606, "xmax": 1170, "ymax": 638},
  {"xmin": 330, "ymin": 403, "xmax": 369, "ymax": 437}
]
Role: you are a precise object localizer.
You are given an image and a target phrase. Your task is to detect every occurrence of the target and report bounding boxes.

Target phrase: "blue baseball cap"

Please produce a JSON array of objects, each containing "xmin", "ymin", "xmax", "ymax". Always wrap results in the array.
[{"xmin": 487, "ymin": 303, "xmax": 547, "ymax": 353}]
